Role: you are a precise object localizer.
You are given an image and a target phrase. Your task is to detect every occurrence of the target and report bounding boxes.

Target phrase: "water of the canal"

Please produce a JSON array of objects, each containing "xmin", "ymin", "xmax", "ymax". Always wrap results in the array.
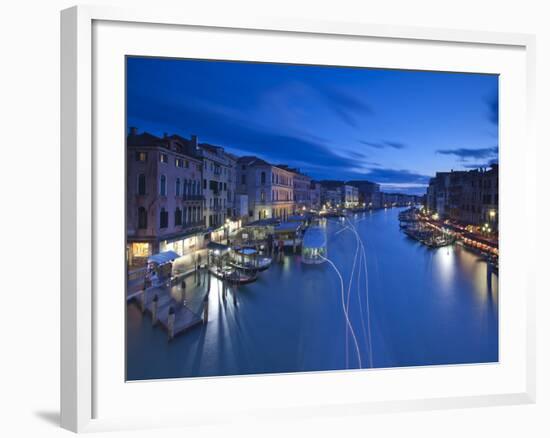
[{"xmin": 126, "ymin": 207, "xmax": 498, "ymax": 380}]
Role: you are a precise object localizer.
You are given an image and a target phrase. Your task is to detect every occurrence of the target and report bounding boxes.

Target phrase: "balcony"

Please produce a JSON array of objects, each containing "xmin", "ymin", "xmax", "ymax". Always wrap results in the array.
[
  {"xmin": 182, "ymin": 219, "xmax": 206, "ymax": 229},
  {"xmin": 182, "ymin": 194, "xmax": 204, "ymax": 201}
]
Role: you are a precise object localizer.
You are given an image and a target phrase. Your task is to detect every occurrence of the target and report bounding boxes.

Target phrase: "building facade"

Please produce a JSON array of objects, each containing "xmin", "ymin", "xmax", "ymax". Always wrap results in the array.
[
  {"xmin": 279, "ymin": 167, "xmax": 312, "ymax": 212},
  {"xmin": 126, "ymin": 128, "xmax": 205, "ymax": 266},
  {"xmin": 341, "ymin": 184, "xmax": 359, "ymax": 208},
  {"xmin": 309, "ymin": 181, "xmax": 322, "ymax": 210},
  {"xmin": 426, "ymin": 165, "xmax": 498, "ymax": 231},
  {"xmin": 237, "ymin": 156, "xmax": 295, "ymax": 220},
  {"xmin": 197, "ymin": 141, "xmax": 236, "ymax": 229},
  {"xmin": 347, "ymin": 180, "xmax": 381, "ymax": 208}
]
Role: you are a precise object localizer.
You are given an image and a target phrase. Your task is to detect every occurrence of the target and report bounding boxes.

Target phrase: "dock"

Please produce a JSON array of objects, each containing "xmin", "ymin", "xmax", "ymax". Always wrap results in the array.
[{"xmin": 129, "ymin": 282, "xmax": 205, "ymax": 340}]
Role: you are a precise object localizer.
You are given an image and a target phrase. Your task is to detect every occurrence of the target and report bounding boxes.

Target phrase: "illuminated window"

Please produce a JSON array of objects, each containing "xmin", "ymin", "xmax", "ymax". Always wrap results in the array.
[
  {"xmin": 159, "ymin": 153, "xmax": 168, "ymax": 163},
  {"xmin": 135, "ymin": 151, "xmax": 147, "ymax": 162},
  {"xmin": 132, "ymin": 242, "xmax": 150, "ymax": 258}
]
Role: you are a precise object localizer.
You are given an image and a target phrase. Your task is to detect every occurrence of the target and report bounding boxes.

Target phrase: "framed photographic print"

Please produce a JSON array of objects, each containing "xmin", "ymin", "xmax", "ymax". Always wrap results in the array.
[{"xmin": 61, "ymin": 5, "xmax": 536, "ymax": 433}]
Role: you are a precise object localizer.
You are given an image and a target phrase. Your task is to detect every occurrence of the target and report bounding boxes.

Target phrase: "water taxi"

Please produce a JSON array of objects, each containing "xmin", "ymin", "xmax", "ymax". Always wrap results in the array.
[
  {"xmin": 230, "ymin": 246, "xmax": 272, "ymax": 272},
  {"xmin": 301, "ymin": 226, "xmax": 327, "ymax": 264}
]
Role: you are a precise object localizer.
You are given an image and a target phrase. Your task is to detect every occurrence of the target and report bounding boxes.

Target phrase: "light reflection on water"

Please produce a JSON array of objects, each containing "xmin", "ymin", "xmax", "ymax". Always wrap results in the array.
[{"xmin": 127, "ymin": 207, "xmax": 498, "ymax": 380}]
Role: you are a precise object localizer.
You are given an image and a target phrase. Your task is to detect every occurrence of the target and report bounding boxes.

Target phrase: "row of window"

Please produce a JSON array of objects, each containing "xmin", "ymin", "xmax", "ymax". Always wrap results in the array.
[
  {"xmin": 209, "ymin": 197, "xmax": 227, "ymax": 209},
  {"xmin": 257, "ymin": 190, "xmax": 294, "ymax": 202},
  {"xmin": 204, "ymin": 159, "xmax": 232, "ymax": 176},
  {"xmin": 137, "ymin": 206, "xmax": 202, "ymax": 230},
  {"xmin": 136, "ymin": 174, "xmax": 201, "ymax": 197},
  {"xmin": 136, "ymin": 151, "xmax": 200, "ymax": 170},
  {"xmin": 240, "ymin": 172, "xmax": 295, "ymax": 187}
]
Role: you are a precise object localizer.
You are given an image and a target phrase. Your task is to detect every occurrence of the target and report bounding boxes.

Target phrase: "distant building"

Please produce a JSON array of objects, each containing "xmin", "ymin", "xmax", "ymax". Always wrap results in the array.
[
  {"xmin": 319, "ymin": 180, "xmax": 344, "ymax": 207},
  {"xmin": 234, "ymin": 193, "xmax": 249, "ymax": 220},
  {"xmin": 381, "ymin": 192, "xmax": 421, "ymax": 207},
  {"xmin": 347, "ymin": 180, "xmax": 381, "ymax": 208},
  {"xmin": 309, "ymin": 181, "xmax": 322, "ymax": 210},
  {"xmin": 278, "ymin": 166, "xmax": 312, "ymax": 212},
  {"xmin": 237, "ymin": 156, "xmax": 295, "ymax": 220},
  {"xmin": 126, "ymin": 128, "xmax": 205, "ymax": 266},
  {"xmin": 426, "ymin": 164, "xmax": 498, "ymax": 231},
  {"xmin": 196, "ymin": 140, "xmax": 236, "ymax": 229},
  {"xmin": 341, "ymin": 185, "xmax": 359, "ymax": 208},
  {"xmin": 426, "ymin": 171, "xmax": 452, "ymax": 216}
]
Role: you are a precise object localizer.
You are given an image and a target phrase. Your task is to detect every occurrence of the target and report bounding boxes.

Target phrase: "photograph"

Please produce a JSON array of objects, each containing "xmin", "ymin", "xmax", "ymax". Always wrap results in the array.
[{"xmin": 125, "ymin": 56, "xmax": 499, "ymax": 381}]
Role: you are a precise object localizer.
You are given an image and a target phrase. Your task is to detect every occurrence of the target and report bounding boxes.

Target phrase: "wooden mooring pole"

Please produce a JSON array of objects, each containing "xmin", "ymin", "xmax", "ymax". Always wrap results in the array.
[
  {"xmin": 167, "ymin": 306, "xmax": 175, "ymax": 340},
  {"xmin": 139, "ymin": 288, "xmax": 146, "ymax": 313},
  {"xmin": 203, "ymin": 295, "xmax": 209, "ymax": 324},
  {"xmin": 151, "ymin": 294, "xmax": 159, "ymax": 326}
]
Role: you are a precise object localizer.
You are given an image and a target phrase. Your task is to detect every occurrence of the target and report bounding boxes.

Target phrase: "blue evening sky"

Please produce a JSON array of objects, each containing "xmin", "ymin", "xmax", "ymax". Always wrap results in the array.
[{"xmin": 127, "ymin": 57, "xmax": 498, "ymax": 195}]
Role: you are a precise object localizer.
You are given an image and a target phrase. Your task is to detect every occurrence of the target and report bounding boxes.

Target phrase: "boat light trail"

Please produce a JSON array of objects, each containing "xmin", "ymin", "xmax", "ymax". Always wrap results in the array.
[
  {"xmin": 320, "ymin": 254, "xmax": 362, "ymax": 369},
  {"xmin": 345, "ymin": 217, "xmax": 374, "ymax": 368}
]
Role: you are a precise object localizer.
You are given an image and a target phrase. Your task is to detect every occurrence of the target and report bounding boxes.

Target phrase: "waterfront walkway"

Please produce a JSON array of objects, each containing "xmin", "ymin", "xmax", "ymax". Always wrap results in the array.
[{"xmin": 128, "ymin": 267, "xmax": 210, "ymax": 339}]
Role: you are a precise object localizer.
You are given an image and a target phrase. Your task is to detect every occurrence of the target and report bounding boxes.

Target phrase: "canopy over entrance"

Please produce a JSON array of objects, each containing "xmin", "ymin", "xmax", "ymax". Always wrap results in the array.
[{"xmin": 147, "ymin": 250, "xmax": 180, "ymax": 265}]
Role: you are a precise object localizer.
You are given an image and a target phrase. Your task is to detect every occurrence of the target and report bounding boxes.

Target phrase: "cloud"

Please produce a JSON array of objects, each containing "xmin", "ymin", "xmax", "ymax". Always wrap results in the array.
[
  {"xmin": 461, "ymin": 158, "xmax": 499, "ymax": 169},
  {"xmin": 314, "ymin": 85, "xmax": 373, "ymax": 128},
  {"xmin": 379, "ymin": 183, "xmax": 429, "ymax": 195},
  {"xmin": 363, "ymin": 167, "xmax": 431, "ymax": 185},
  {"xmin": 128, "ymin": 92, "xmax": 360, "ymax": 172},
  {"xmin": 487, "ymin": 90, "xmax": 498, "ymax": 126},
  {"xmin": 359, "ymin": 140, "xmax": 407, "ymax": 150},
  {"xmin": 336, "ymin": 168, "xmax": 430, "ymax": 195},
  {"xmin": 436, "ymin": 146, "xmax": 498, "ymax": 160}
]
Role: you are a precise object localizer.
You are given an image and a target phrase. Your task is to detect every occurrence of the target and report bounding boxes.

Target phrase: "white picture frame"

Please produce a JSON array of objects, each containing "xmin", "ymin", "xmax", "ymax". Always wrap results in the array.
[{"xmin": 60, "ymin": 4, "xmax": 536, "ymax": 433}]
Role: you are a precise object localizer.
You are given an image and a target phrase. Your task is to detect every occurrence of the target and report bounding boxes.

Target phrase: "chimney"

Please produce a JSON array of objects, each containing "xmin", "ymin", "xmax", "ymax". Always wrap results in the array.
[
  {"xmin": 191, "ymin": 135, "xmax": 198, "ymax": 148},
  {"xmin": 129, "ymin": 126, "xmax": 138, "ymax": 136}
]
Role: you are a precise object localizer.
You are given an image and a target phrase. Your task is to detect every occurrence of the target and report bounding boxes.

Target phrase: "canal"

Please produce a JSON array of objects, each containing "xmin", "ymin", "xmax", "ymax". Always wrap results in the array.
[{"xmin": 126, "ymin": 207, "xmax": 498, "ymax": 380}]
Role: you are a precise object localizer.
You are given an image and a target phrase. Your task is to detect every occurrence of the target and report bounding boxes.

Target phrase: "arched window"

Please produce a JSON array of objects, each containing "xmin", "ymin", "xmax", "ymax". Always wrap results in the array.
[
  {"xmin": 160, "ymin": 208, "xmax": 168, "ymax": 228},
  {"xmin": 137, "ymin": 174, "xmax": 146, "ymax": 195},
  {"xmin": 261, "ymin": 171, "xmax": 266, "ymax": 185},
  {"xmin": 175, "ymin": 178, "xmax": 181, "ymax": 196},
  {"xmin": 160, "ymin": 175, "xmax": 167, "ymax": 196},
  {"xmin": 138, "ymin": 207, "xmax": 147, "ymax": 229},
  {"xmin": 175, "ymin": 207, "xmax": 182, "ymax": 226}
]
